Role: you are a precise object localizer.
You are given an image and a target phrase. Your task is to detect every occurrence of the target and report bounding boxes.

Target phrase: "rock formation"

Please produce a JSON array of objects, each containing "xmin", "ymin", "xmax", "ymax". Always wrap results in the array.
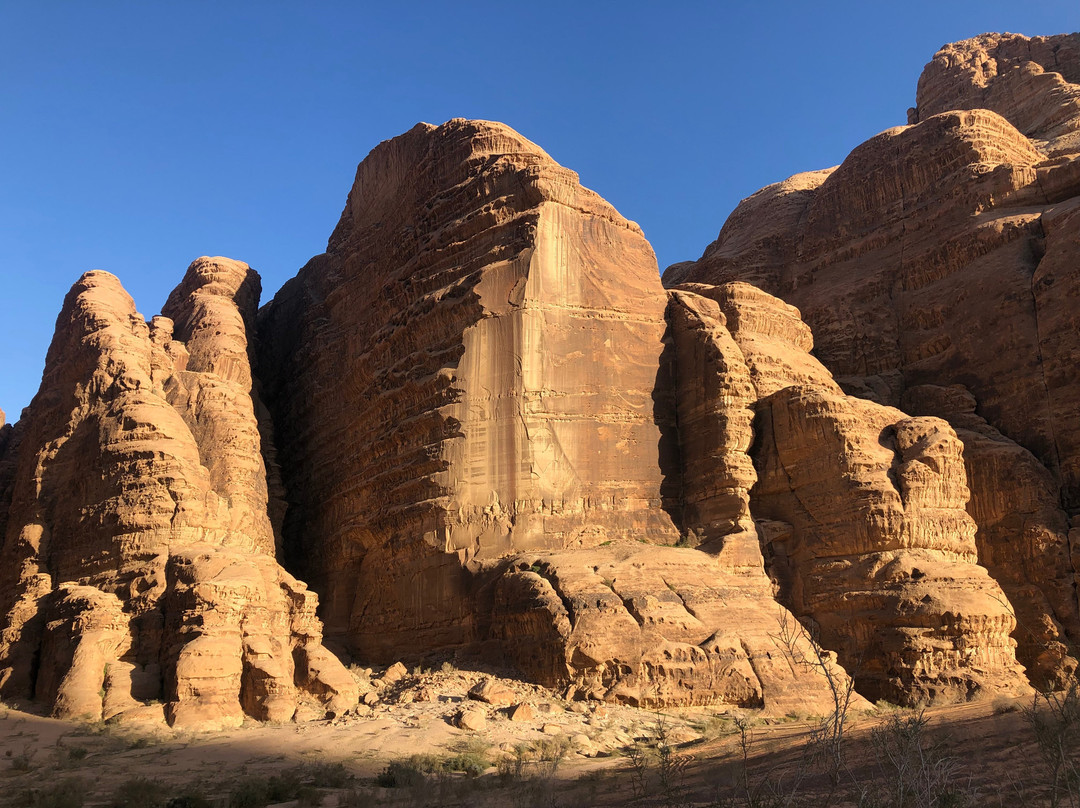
[
  {"xmin": 5, "ymin": 30, "xmax": 1079, "ymax": 719},
  {"xmin": 257, "ymin": 119, "xmax": 855, "ymax": 711},
  {"xmin": 669, "ymin": 31, "xmax": 1080, "ymax": 687},
  {"xmin": 0, "ymin": 261, "xmax": 356, "ymax": 728},
  {"xmin": 913, "ymin": 32, "xmax": 1080, "ymax": 156},
  {"xmin": 670, "ymin": 283, "xmax": 1028, "ymax": 703}
]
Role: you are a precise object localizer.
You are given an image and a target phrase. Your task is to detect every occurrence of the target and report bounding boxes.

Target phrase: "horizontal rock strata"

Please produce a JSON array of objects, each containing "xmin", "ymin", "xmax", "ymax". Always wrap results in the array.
[
  {"xmin": 0, "ymin": 262, "xmax": 356, "ymax": 728},
  {"xmin": 257, "ymin": 119, "xmax": 857, "ymax": 711},
  {"xmin": 673, "ymin": 283, "xmax": 1028, "ymax": 703},
  {"xmin": 669, "ymin": 32, "xmax": 1080, "ymax": 687}
]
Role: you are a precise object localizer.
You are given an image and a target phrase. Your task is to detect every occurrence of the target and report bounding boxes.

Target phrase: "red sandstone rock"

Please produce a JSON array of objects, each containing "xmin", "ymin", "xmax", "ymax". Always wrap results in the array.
[
  {"xmin": 674, "ymin": 283, "xmax": 1028, "ymax": 703},
  {"xmin": 913, "ymin": 32, "xmax": 1080, "ymax": 156},
  {"xmin": 257, "ymin": 119, "xmax": 856, "ymax": 712},
  {"xmin": 0, "ymin": 262, "xmax": 356, "ymax": 728},
  {"xmin": 670, "ymin": 35, "xmax": 1080, "ymax": 689}
]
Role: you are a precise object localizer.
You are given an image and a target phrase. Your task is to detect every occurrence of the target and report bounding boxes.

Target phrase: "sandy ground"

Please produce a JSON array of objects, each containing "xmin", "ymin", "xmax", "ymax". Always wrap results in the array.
[{"xmin": 0, "ymin": 664, "xmax": 1058, "ymax": 807}]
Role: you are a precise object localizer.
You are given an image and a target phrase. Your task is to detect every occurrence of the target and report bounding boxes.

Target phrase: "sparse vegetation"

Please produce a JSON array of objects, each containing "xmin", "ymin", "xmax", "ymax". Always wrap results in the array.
[
  {"xmin": 11, "ymin": 742, "xmax": 37, "ymax": 771},
  {"xmin": 1022, "ymin": 673, "xmax": 1080, "ymax": 808},
  {"xmin": 859, "ymin": 709, "xmax": 978, "ymax": 808},
  {"xmin": 108, "ymin": 777, "xmax": 168, "ymax": 808},
  {"xmin": 993, "ymin": 695, "xmax": 1022, "ymax": 715},
  {"xmin": 19, "ymin": 778, "xmax": 86, "ymax": 808},
  {"xmin": 226, "ymin": 761, "xmax": 350, "ymax": 808},
  {"xmin": 378, "ymin": 738, "xmax": 491, "ymax": 787}
]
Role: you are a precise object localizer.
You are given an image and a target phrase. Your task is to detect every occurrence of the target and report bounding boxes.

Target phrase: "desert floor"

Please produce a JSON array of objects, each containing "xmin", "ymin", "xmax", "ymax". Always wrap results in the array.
[{"xmin": 0, "ymin": 663, "xmax": 1057, "ymax": 807}]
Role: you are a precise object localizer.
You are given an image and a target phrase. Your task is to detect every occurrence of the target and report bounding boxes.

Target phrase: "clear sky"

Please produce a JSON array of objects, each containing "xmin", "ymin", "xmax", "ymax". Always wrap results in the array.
[{"xmin": 1, "ymin": 1, "xmax": 1076, "ymax": 420}]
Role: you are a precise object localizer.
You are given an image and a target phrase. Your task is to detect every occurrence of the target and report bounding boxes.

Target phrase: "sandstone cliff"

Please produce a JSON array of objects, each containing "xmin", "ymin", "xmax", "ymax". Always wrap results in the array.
[
  {"xmin": 669, "ymin": 31, "xmax": 1080, "ymax": 687},
  {"xmin": 5, "ymin": 31, "xmax": 1075, "ymax": 717},
  {"xmin": 257, "ymin": 119, "xmax": 854, "ymax": 711},
  {"xmin": 671, "ymin": 283, "xmax": 1028, "ymax": 703},
  {"xmin": 0, "ymin": 261, "xmax": 356, "ymax": 728}
]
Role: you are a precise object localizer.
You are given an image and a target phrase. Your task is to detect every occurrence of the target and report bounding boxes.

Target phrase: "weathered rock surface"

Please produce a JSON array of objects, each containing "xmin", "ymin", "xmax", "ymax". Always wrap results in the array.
[
  {"xmin": 659, "ymin": 290, "xmax": 757, "ymax": 546},
  {"xmin": 0, "ymin": 408, "xmax": 16, "ymax": 560},
  {"xmin": 902, "ymin": 384, "xmax": 1080, "ymax": 688},
  {"xmin": 0, "ymin": 261, "xmax": 356, "ymax": 727},
  {"xmin": 670, "ymin": 32, "xmax": 1080, "ymax": 688},
  {"xmin": 11, "ymin": 37, "xmax": 1077, "ymax": 715},
  {"xmin": 259, "ymin": 119, "xmax": 681, "ymax": 664},
  {"xmin": 672, "ymin": 283, "xmax": 1028, "ymax": 703},
  {"xmin": 912, "ymin": 32, "xmax": 1080, "ymax": 156},
  {"xmin": 257, "ymin": 119, "xmax": 856, "ymax": 711},
  {"xmin": 488, "ymin": 542, "xmax": 859, "ymax": 713}
]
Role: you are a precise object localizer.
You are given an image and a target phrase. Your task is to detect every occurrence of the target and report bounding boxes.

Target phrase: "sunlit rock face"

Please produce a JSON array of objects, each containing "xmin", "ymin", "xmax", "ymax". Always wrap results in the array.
[
  {"xmin": 0, "ymin": 261, "xmax": 356, "ymax": 728},
  {"xmin": 6, "ymin": 31, "xmax": 1078, "ymax": 718},
  {"xmin": 257, "ymin": 119, "xmax": 680, "ymax": 659},
  {"xmin": 669, "ymin": 282, "xmax": 1029, "ymax": 704},
  {"xmin": 668, "ymin": 32, "xmax": 1080, "ymax": 689},
  {"xmin": 256, "ymin": 119, "xmax": 861, "ymax": 712}
]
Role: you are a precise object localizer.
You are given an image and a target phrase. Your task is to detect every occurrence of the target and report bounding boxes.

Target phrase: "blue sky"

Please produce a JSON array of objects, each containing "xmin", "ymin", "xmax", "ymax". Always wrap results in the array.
[{"xmin": 1, "ymin": 2, "xmax": 1077, "ymax": 419}]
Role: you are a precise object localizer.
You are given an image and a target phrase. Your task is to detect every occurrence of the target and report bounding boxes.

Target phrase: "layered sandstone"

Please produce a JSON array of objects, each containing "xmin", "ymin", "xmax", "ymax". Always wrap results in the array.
[
  {"xmin": 902, "ymin": 384, "xmax": 1080, "ymax": 688},
  {"xmin": 0, "ymin": 261, "xmax": 356, "ymax": 727},
  {"xmin": 913, "ymin": 32, "xmax": 1080, "ymax": 156},
  {"xmin": 257, "ymin": 119, "xmax": 682, "ymax": 660},
  {"xmin": 670, "ymin": 283, "xmax": 1028, "ymax": 703},
  {"xmin": 487, "ymin": 543, "xmax": 855, "ymax": 713},
  {"xmin": 670, "ymin": 33, "xmax": 1080, "ymax": 686},
  {"xmin": 257, "ymin": 119, "xmax": 854, "ymax": 711},
  {"xmin": 659, "ymin": 289, "xmax": 757, "ymax": 546}
]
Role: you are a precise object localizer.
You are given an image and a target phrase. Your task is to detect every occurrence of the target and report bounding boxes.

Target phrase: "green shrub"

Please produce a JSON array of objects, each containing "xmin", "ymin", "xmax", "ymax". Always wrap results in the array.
[
  {"xmin": 299, "ymin": 760, "xmax": 351, "ymax": 788},
  {"xmin": 375, "ymin": 757, "xmax": 433, "ymax": 788}
]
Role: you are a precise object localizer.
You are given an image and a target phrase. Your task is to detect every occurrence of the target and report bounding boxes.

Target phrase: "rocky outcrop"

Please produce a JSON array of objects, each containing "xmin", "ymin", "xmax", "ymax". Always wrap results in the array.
[
  {"xmin": 257, "ymin": 119, "xmax": 682, "ymax": 659},
  {"xmin": 256, "ymin": 119, "xmax": 860, "ymax": 711},
  {"xmin": 488, "ymin": 543, "xmax": 858, "ymax": 713},
  {"xmin": 10, "ymin": 36, "xmax": 1076, "ymax": 714},
  {"xmin": 902, "ymin": 384, "xmax": 1080, "ymax": 688},
  {"xmin": 912, "ymin": 32, "xmax": 1080, "ymax": 156},
  {"xmin": 670, "ymin": 33, "xmax": 1080, "ymax": 687},
  {"xmin": 660, "ymin": 290, "xmax": 757, "ymax": 545},
  {"xmin": 0, "ymin": 262, "xmax": 356, "ymax": 728},
  {"xmin": 671, "ymin": 283, "xmax": 1028, "ymax": 703},
  {"xmin": 0, "ymin": 408, "xmax": 15, "ymax": 556}
]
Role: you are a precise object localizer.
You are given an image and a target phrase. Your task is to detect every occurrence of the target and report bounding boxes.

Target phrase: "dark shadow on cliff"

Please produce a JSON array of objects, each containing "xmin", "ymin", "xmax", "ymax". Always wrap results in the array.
[{"xmin": 652, "ymin": 315, "xmax": 685, "ymax": 535}]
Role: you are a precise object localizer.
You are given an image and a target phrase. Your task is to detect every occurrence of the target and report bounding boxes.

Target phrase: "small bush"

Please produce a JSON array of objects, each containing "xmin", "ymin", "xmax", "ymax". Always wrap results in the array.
[
  {"xmin": 163, "ymin": 794, "xmax": 213, "ymax": 808},
  {"xmin": 992, "ymin": 695, "xmax": 1021, "ymax": 715},
  {"xmin": 109, "ymin": 777, "xmax": 167, "ymax": 808},
  {"xmin": 375, "ymin": 757, "xmax": 434, "ymax": 788},
  {"xmin": 695, "ymin": 714, "xmax": 732, "ymax": 741},
  {"xmin": 21, "ymin": 779, "xmax": 86, "ymax": 808},
  {"xmin": 228, "ymin": 767, "xmax": 323, "ymax": 807},
  {"xmin": 11, "ymin": 743, "xmax": 37, "ymax": 771},
  {"xmin": 864, "ymin": 709, "xmax": 978, "ymax": 808},
  {"xmin": 299, "ymin": 760, "xmax": 351, "ymax": 788}
]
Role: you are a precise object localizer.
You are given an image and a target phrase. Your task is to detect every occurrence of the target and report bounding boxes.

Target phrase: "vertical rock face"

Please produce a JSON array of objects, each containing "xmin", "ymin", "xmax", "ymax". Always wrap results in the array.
[
  {"xmin": 258, "ymin": 119, "xmax": 679, "ymax": 661},
  {"xmin": 0, "ymin": 261, "xmax": 355, "ymax": 728},
  {"xmin": 669, "ymin": 33, "xmax": 1080, "ymax": 686},
  {"xmin": 482, "ymin": 285, "xmax": 857, "ymax": 712},
  {"xmin": 257, "ymin": 119, "xmax": 860, "ymax": 711},
  {"xmin": 902, "ymin": 384, "xmax": 1080, "ymax": 688},
  {"xmin": 0, "ymin": 408, "xmax": 14, "ymax": 549},
  {"xmin": 661, "ymin": 290, "xmax": 757, "ymax": 545},
  {"xmin": 671, "ymin": 283, "xmax": 1027, "ymax": 703}
]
